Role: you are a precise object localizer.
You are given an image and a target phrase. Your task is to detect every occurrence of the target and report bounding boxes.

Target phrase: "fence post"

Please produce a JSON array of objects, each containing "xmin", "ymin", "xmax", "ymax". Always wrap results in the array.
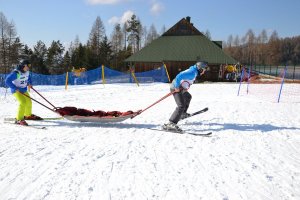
[
  {"xmin": 130, "ymin": 70, "xmax": 139, "ymax": 87},
  {"xmin": 163, "ymin": 63, "xmax": 171, "ymax": 83},
  {"xmin": 101, "ymin": 65, "xmax": 106, "ymax": 85},
  {"xmin": 65, "ymin": 72, "xmax": 69, "ymax": 90},
  {"xmin": 293, "ymin": 65, "xmax": 296, "ymax": 81}
]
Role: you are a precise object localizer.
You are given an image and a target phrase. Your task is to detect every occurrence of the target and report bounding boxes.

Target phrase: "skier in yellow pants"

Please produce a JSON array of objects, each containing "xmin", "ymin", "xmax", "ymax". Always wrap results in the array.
[{"xmin": 5, "ymin": 59, "xmax": 42, "ymax": 126}]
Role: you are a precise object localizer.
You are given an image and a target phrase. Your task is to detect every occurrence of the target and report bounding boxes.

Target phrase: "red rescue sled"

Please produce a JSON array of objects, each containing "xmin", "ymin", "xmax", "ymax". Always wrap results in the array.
[{"xmin": 55, "ymin": 107, "xmax": 140, "ymax": 123}]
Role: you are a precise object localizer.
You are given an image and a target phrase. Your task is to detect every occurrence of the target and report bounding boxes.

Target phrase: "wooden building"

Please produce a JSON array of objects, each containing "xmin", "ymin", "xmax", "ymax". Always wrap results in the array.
[{"xmin": 125, "ymin": 16, "xmax": 236, "ymax": 81}]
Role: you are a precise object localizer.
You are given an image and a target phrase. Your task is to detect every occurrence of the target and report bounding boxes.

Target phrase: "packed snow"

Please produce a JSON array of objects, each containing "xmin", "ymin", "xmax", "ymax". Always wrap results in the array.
[{"xmin": 0, "ymin": 83, "xmax": 300, "ymax": 200}]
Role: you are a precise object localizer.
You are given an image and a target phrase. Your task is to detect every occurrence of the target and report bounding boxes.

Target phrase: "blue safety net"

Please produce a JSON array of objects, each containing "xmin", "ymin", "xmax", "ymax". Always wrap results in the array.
[
  {"xmin": 0, "ymin": 74, "xmax": 6, "ymax": 87},
  {"xmin": 1, "ymin": 65, "xmax": 169, "ymax": 86}
]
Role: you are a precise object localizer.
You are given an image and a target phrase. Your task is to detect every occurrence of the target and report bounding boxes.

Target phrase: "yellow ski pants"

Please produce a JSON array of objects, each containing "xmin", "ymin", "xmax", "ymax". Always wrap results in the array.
[{"xmin": 13, "ymin": 91, "xmax": 32, "ymax": 120}]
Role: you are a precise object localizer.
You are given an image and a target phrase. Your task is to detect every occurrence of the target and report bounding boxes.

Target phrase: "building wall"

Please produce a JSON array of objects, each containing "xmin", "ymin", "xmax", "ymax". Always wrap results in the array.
[{"xmin": 133, "ymin": 61, "xmax": 221, "ymax": 81}]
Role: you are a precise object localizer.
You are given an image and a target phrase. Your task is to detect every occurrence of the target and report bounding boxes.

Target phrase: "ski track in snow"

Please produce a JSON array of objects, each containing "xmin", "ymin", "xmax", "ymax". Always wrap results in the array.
[{"xmin": 0, "ymin": 83, "xmax": 300, "ymax": 200}]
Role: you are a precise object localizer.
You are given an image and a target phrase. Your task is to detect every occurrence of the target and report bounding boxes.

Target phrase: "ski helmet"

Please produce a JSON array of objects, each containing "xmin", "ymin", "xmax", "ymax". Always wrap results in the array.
[
  {"xmin": 196, "ymin": 61, "xmax": 208, "ymax": 73},
  {"xmin": 17, "ymin": 59, "xmax": 31, "ymax": 73},
  {"xmin": 19, "ymin": 59, "xmax": 31, "ymax": 67}
]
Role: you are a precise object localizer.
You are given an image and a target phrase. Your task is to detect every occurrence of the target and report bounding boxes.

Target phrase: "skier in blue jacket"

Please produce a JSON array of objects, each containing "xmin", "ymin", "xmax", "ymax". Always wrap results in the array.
[
  {"xmin": 163, "ymin": 61, "xmax": 209, "ymax": 132},
  {"xmin": 5, "ymin": 59, "xmax": 42, "ymax": 126}
]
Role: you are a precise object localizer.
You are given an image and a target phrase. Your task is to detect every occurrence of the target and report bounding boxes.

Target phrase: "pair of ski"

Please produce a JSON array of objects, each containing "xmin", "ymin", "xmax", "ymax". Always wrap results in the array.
[
  {"xmin": 5, "ymin": 122, "xmax": 47, "ymax": 129},
  {"xmin": 3, "ymin": 117, "xmax": 63, "ymax": 130},
  {"xmin": 149, "ymin": 107, "xmax": 212, "ymax": 137}
]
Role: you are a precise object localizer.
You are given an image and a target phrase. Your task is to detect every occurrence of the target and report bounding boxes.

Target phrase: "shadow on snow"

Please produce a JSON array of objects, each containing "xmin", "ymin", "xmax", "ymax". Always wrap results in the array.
[{"xmin": 35, "ymin": 118, "xmax": 300, "ymax": 134}]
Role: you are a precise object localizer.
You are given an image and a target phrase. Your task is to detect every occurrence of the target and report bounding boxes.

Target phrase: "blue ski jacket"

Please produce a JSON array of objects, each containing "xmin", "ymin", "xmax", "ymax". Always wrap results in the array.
[
  {"xmin": 5, "ymin": 69, "xmax": 32, "ymax": 94},
  {"xmin": 171, "ymin": 65, "xmax": 199, "ymax": 90}
]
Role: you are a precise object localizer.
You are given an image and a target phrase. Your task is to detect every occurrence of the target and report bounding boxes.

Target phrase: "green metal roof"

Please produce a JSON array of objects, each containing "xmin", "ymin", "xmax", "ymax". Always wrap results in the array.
[{"xmin": 125, "ymin": 35, "xmax": 236, "ymax": 64}]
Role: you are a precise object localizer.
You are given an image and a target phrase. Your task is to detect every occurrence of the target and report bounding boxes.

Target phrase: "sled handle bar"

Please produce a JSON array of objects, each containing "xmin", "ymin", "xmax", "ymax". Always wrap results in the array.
[
  {"xmin": 19, "ymin": 91, "xmax": 57, "ymax": 114},
  {"xmin": 31, "ymin": 87, "xmax": 57, "ymax": 109},
  {"xmin": 131, "ymin": 90, "xmax": 176, "ymax": 119}
]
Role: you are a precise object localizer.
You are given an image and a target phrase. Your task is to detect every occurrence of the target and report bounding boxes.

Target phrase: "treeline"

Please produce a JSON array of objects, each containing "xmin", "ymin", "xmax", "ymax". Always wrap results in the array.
[
  {"xmin": 1, "ymin": 11, "xmax": 299, "ymax": 75},
  {"xmin": 224, "ymin": 29, "xmax": 300, "ymax": 66},
  {"xmin": 0, "ymin": 12, "xmax": 163, "ymax": 74}
]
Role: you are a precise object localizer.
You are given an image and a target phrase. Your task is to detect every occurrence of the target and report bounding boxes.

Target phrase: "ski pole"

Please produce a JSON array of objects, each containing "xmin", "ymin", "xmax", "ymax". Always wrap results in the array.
[
  {"xmin": 19, "ymin": 91, "xmax": 57, "ymax": 113},
  {"xmin": 131, "ymin": 90, "xmax": 176, "ymax": 119},
  {"xmin": 31, "ymin": 87, "xmax": 57, "ymax": 109}
]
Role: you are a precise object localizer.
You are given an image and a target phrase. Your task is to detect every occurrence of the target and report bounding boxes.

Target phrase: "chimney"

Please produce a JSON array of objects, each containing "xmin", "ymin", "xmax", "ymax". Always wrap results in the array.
[{"xmin": 186, "ymin": 16, "xmax": 191, "ymax": 23}]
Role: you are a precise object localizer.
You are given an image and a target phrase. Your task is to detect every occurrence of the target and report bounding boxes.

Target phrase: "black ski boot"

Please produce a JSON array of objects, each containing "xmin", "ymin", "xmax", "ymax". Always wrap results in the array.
[{"xmin": 162, "ymin": 121, "xmax": 183, "ymax": 133}]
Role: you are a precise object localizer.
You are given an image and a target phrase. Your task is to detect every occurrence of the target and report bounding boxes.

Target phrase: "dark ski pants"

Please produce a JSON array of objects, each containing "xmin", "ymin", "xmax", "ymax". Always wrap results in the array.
[{"xmin": 169, "ymin": 90, "xmax": 192, "ymax": 124}]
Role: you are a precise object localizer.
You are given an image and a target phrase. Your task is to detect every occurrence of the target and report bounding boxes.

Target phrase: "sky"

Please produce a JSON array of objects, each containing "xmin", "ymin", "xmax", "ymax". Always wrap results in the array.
[
  {"xmin": 0, "ymin": 83, "xmax": 300, "ymax": 199},
  {"xmin": 1, "ymin": 0, "xmax": 300, "ymax": 49}
]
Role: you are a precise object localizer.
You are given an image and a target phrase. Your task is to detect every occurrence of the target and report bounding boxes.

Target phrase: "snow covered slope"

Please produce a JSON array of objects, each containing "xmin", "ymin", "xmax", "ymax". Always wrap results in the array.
[{"xmin": 0, "ymin": 83, "xmax": 299, "ymax": 200}]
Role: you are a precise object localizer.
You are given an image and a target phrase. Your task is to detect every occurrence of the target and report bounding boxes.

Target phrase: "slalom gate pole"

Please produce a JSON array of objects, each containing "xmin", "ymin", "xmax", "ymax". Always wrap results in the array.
[
  {"xmin": 246, "ymin": 66, "xmax": 251, "ymax": 94},
  {"xmin": 31, "ymin": 87, "xmax": 57, "ymax": 109},
  {"xmin": 237, "ymin": 67, "xmax": 245, "ymax": 96},
  {"xmin": 20, "ymin": 91, "xmax": 56, "ymax": 113},
  {"xmin": 131, "ymin": 91, "xmax": 176, "ymax": 119},
  {"xmin": 277, "ymin": 65, "xmax": 287, "ymax": 103}
]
